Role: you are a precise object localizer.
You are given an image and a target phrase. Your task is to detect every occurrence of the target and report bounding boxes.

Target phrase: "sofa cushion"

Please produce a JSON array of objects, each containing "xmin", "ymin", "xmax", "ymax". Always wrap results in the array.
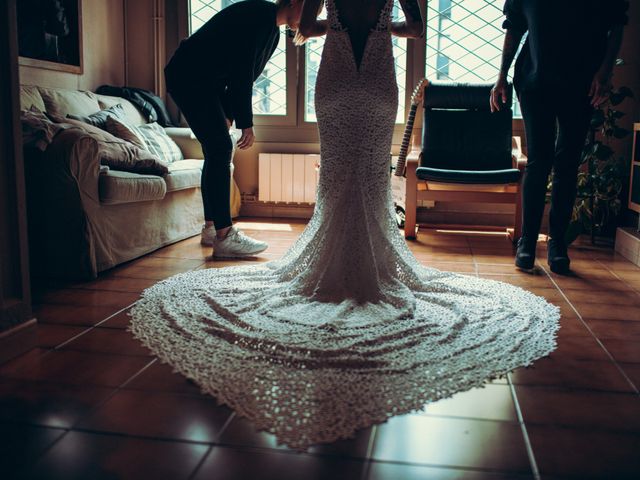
[
  {"xmin": 99, "ymin": 170, "xmax": 167, "ymax": 205},
  {"xmin": 131, "ymin": 123, "xmax": 184, "ymax": 164},
  {"xmin": 21, "ymin": 106, "xmax": 65, "ymax": 151},
  {"xmin": 105, "ymin": 118, "xmax": 184, "ymax": 164},
  {"xmin": 39, "ymin": 88, "xmax": 102, "ymax": 118},
  {"xmin": 104, "ymin": 115, "xmax": 146, "ymax": 148},
  {"xmin": 50, "ymin": 116, "xmax": 169, "ymax": 176},
  {"xmin": 96, "ymin": 94, "xmax": 148, "ymax": 126},
  {"xmin": 67, "ymin": 103, "xmax": 127, "ymax": 130},
  {"xmin": 165, "ymin": 159, "xmax": 204, "ymax": 192},
  {"xmin": 20, "ymin": 85, "xmax": 46, "ymax": 112}
]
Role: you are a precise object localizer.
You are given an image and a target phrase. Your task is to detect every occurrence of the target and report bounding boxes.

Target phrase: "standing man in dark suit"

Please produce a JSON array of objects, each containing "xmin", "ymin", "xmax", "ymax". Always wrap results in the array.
[
  {"xmin": 165, "ymin": 0, "xmax": 305, "ymax": 258},
  {"xmin": 491, "ymin": 0, "xmax": 628, "ymax": 274}
]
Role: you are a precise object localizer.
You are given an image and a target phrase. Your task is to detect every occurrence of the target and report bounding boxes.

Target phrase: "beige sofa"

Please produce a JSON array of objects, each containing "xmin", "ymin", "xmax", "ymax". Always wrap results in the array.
[{"xmin": 20, "ymin": 85, "xmax": 241, "ymax": 280}]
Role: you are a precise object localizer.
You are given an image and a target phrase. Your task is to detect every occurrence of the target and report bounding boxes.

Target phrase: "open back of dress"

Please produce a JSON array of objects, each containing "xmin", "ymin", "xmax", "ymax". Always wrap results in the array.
[{"xmin": 333, "ymin": 0, "xmax": 388, "ymax": 68}]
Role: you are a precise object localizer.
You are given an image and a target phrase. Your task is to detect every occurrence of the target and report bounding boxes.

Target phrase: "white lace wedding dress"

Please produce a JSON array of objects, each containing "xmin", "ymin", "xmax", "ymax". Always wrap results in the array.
[{"xmin": 131, "ymin": 0, "xmax": 559, "ymax": 449}]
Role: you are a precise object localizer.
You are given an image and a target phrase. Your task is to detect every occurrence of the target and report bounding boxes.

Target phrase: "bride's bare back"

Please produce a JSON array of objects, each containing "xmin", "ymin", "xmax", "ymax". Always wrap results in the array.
[{"xmin": 333, "ymin": 0, "xmax": 388, "ymax": 67}]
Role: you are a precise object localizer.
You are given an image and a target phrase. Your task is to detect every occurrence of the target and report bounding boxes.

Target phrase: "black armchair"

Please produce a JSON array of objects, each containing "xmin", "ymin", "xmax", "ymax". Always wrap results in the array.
[{"xmin": 404, "ymin": 80, "xmax": 526, "ymax": 241}]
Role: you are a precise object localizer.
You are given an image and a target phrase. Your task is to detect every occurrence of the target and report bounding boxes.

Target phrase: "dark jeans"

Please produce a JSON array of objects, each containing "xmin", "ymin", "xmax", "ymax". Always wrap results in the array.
[
  {"xmin": 165, "ymin": 69, "xmax": 234, "ymax": 230},
  {"xmin": 519, "ymin": 89, "xmax": 593, "ymax": 242}
]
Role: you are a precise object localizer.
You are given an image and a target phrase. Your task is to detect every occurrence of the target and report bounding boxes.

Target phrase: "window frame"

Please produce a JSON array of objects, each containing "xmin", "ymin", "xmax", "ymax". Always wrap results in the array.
[{"xmin": 177, "ymin": 1, "xmax": 522, "ymax": 143}]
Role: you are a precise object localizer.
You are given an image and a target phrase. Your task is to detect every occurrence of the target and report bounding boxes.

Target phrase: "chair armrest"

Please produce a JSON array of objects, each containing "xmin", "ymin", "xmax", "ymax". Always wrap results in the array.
[
  {"xmin": 512, "ymin": 136, "xmax": 527, "ymax": 171},
  {"xmin": 165, "ymin": 127, "xmax": 204, "ymax": 159},
  {"xmin": 406, "ymin": 149, "xmax": 422, "ymax": 170}
]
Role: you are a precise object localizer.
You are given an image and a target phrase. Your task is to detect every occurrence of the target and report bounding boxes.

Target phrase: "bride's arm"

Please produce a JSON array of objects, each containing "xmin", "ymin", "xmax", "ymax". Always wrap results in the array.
[
  {"xmin": 391, "ymin": 0, "xmax": 424, "ymax": 38},
  {"xmin": 298, "ymin": 0, "xmax": 328, "ymax": 39}
]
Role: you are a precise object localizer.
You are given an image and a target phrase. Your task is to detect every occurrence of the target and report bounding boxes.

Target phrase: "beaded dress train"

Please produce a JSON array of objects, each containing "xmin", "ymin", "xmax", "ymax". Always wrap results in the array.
[{"xmin": 130, "ymin": 0, "xmax": 559, "ymax": 449}]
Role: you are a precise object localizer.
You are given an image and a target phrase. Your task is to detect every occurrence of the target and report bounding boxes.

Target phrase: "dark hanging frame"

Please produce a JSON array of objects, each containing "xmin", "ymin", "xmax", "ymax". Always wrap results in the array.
[{"xmin": 17, "ymin": 0, "xmax": 83, "ymax": 74}]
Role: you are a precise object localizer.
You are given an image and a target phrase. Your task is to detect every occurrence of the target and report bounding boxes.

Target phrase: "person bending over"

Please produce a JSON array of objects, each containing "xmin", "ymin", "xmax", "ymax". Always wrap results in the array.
[{"xmin": 165, "ymin": 0, "xmax": 305, "ymax": 258}]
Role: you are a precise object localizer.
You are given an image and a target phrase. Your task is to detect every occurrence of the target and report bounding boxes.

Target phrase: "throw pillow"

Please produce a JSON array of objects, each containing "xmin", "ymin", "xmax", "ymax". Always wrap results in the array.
[
  {"xmin": 105, "ymin": 117, "xmax": 184, "ymax": 163},
  {"xmin": 133, "ymin": 122, "xmax": 184, "ymax": 164},
  {"xmin": 21, "ymin": 106, "xmax": 65, "ymax": 151},
  {"xmin": 104, "ymin": 115, "xmax": 147, "ymax": 149},
  {"xmin": 50, "ymin": 115, "xmax": 169, "ymax": 176},
  {"xmin": 39, "ymin": 88, "xmax": 101, "ymax": 118},
  {"xmin": 67, "ymin": 104, "xmax": 127, "ymax": 130}
]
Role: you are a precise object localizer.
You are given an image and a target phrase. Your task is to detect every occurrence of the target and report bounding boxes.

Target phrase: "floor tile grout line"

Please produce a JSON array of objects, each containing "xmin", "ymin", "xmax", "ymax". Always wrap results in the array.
[
  {"xmin": 360, "ymin": 425, "xmax": 378, "ymax": 480},
  {"xmin": 51, "ymin": 301, "xmax": 139, "ymax": 350},
  {"xmin": 596, "ymin": 259, "xmax": 640, "ymax": 298},
  {"xmin": 0, "ymin": 300, "xmax": 138, "ymax": 366},
  {"xmin": 65, "ymin": 357, "xmax": 158, "ymax": 433},
  {"xmin": 53, "ymin": 425, "xmax": 223, "ymax": 446},
  {"xmin": 215, "ymin": 412, "xmax": 236, "ymax": 442},
  {"xmin": 360, "ymin": 457, "xmax": 535, "ymax": 477},
  {"xmin": 187, "ymin": 444, "xmax": 214, "ymax": 480},
  {"xmin": 507, "ymin": 373, "xmax": 541, "ymax": 480},
  {"xmin": 3, "ymin": 415, "xmax": 535, "ymax": 477},
  {"xmin": 22, "ymin": 427, "xmax": 73, "ymax": 476},
  {"xmin": 539, "ymin": 264, "xmax": 640, "ymax": 395}
]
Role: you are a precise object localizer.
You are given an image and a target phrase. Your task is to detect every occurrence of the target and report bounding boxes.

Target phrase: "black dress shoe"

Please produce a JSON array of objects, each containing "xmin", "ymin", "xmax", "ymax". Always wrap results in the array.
[
  {"xmin": 547, "ymin": 238, "xmax": 570, "ymax": 275},
  {"xmin": 515, "ymin": 237, "xmax": 537, "ymax": 270}
]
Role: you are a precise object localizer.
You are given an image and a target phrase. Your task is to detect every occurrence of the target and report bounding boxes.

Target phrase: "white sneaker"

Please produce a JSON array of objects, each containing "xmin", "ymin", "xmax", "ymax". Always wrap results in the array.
[
  {"xmin": 212, "ymin": 226, "xmax": 268, "ymax": 258},
  {"xmin": 201, "ymin": 225, "xmax": 216, "ymax": 246}
]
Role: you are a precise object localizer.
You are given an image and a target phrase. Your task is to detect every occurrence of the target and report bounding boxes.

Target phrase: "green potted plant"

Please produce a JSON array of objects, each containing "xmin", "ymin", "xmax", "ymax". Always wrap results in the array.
[{"xmin": 563, "ymin": 85, "xmax": 634, "ymax": 244}]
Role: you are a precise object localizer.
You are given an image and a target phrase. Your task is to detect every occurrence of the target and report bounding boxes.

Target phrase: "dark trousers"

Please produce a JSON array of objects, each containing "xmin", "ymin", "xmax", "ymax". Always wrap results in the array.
[
  {"xmin": 165, "ymin": 70, "xmax": 234, "ymax": 230},
  {"xmin": 519, "ymin": 89, "xmax": 593, "ymax": 242}
]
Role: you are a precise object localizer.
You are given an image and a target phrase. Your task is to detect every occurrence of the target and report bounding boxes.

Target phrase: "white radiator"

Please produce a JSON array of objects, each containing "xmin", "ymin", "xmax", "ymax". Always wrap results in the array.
[{"xmin": 258, "ymin": 153, "xmax": 320, "ymax": 204}]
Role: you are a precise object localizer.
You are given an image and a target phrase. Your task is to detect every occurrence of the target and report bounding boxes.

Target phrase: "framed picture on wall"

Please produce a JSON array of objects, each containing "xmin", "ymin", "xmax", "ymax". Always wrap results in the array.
[{"xmin": 16, "ymin": 0, "xmax": 83, "ymax": 74}]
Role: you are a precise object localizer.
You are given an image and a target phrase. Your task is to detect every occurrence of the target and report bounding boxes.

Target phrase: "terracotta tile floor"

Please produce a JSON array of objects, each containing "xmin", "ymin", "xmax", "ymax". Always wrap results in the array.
[{"xmin": 2, "ymin": 219, "xmax": 639, "ymax": 480}]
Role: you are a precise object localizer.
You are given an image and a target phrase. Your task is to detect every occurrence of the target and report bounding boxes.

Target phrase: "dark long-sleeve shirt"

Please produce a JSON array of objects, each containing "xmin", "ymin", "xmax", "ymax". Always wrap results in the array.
[
  {"xmin": 167, "ymin": 0, "xmax": 280, "ymax": 129},
  {"xmin": 503, "ymin": 0, "xmax": 628, "ymax": 94}
]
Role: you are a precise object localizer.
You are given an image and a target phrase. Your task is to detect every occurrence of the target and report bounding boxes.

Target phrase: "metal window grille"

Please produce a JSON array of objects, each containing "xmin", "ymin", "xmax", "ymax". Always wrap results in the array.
[{"xmin": 426, "ymin": 0, "xmax": 521, "ymax": 115}]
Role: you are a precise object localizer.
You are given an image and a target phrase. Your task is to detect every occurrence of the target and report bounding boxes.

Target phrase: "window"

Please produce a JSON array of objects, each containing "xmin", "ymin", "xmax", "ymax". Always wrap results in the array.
[
  {"xmin": 188, "ymin": 1, "xmax": 412, "ymax": 125},
  {"xmin": 425, "ymin": 0, "xmax": 522, "ymax": 115},
  {"xmin": 189, "ymin": 0, "xmax": 288, "ymax": 116},
  {"xmin": 186, "ymin": 2, "xmax": 522, "ymax": 127}
]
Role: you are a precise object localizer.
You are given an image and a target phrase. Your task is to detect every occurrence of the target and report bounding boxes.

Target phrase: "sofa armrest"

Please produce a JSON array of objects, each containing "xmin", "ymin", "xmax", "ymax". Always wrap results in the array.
[
  {"xmin": 165, "ymin": 127, "xmax": 204, "ymax": 159},
  {"xmin": 44, "ymin": 128, "xmax": 102, "ymax": 202},
  {"xmin": 24, "ymin": 128, "xmax": 102, "ymax": 279}
]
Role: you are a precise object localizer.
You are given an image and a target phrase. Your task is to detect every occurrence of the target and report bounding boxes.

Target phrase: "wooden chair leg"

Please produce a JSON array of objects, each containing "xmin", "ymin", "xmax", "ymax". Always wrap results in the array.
[
  {"xmin": 513, "ymin": 184, "xmax": 523, "ymax": 244},
  {"xmin": 404, "ymin": 160, "xmax": 418, "ymax": 239}
]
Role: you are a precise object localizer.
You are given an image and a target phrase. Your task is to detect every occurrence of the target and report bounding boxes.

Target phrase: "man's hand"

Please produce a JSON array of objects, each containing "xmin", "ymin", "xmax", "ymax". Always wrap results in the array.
[
  {"xmin": 589, "ymin": 69, "xmax": 612, "ymax": 107},
  {"xmin": 490, "ymin": 78, "xmax": 509, "ymax": 112},
  {"xmin": 237, "ymin": 127, "xmax": 255, "ymax": 150}
]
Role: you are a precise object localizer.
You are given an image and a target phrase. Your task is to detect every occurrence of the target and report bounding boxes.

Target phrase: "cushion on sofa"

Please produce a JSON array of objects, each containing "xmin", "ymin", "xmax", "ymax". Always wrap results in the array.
[
  {"xmin": 99, "ymin": 170, "xmax": 167, "ymax": 205},
  {"xmin": 50, "ymin": 116, "xmax": 169, "ymax": 176},
  {"xmin": 96, "ymin": 94, "xmax": 148, "ymax": 126},
  {"xmin": 132, "ymin": 122, "xmax": 184, "ymax": 163},
  {"xmin": 21, "ymin": 106, "xmax": 65, "ymax": 151},
  {"xmin": 67, "ymin": 104, "xmax": 127, "ymax": 129},
  {"xmin": 165, "ymin": 159, "xmax": 204, "ymax": 192},
  {"xmin": 104, "ymin": 115, "xmax": 146, "ymax": 148},
  {"xmin": 39, "ymin": 88, "xmax": 102, "ymax": 118},
  {"xmin": 20, "ymin": 86, "xmax": 46, "ymax": 112},
  {"xmin": 105, "ymin": 117, "xmax": 184, "ymax": 163}
]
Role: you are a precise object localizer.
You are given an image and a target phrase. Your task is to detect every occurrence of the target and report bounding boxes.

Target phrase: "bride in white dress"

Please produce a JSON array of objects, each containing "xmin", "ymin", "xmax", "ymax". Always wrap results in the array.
[{"xmin": 131, "ymin": 0, "xmax": 559, "ymax": 449}]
